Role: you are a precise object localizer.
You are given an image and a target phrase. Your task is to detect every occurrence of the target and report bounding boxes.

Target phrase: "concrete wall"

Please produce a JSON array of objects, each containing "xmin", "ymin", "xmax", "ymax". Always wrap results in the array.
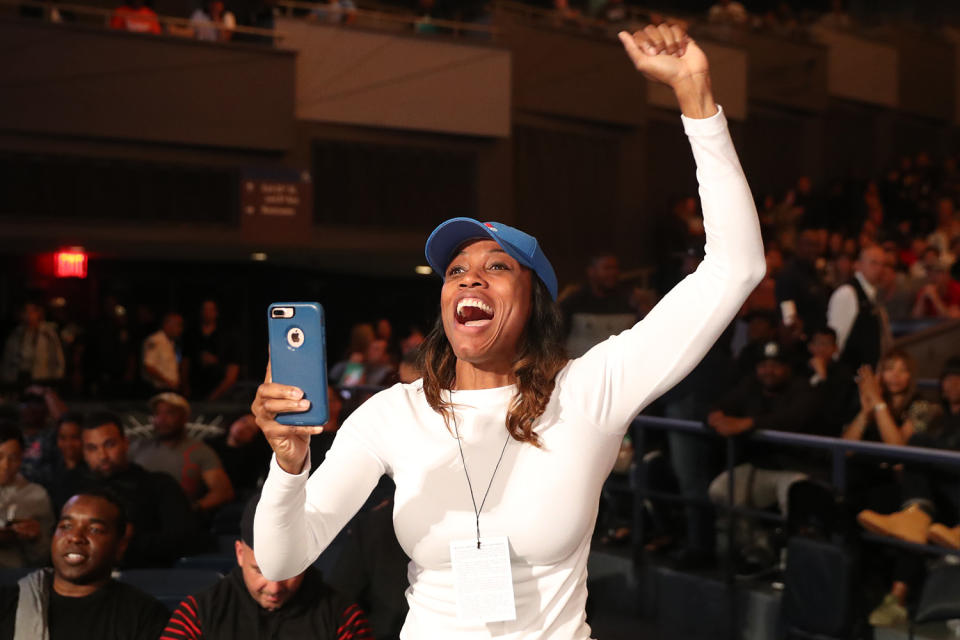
[
  {"xmin": 280, "ymin": 18, "xmax": 511, "ymax": 138},
  {"xmin": 0, "ymin": 20, "xmax": 296, "ymax": 150}
]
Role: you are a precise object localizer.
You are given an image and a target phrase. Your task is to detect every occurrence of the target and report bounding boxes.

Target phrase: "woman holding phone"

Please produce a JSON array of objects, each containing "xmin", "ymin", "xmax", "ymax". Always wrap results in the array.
[{"xmin": 252, "ymin": 23, "xmax": 765, "ymax": 639}]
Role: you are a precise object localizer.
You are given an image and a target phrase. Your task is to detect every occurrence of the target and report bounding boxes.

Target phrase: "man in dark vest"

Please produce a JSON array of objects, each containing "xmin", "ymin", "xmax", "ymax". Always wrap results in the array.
[
  {"xmin": 162, "ymin": 493, "xmax": 373, "ymax": 640},
  {"xmin": 827, "ymin": 245, "xmax": 891, "ymax": 369}
]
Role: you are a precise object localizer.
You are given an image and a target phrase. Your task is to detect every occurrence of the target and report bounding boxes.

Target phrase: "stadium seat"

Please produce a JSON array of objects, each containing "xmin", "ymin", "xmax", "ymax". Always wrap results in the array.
[
  {"xmin": 175, "ymin": 554, "xmax": 236, "ymax": 575},
  {"xmin": 117, "ymin": 568, "xmax": 222, "ymax": 610}
]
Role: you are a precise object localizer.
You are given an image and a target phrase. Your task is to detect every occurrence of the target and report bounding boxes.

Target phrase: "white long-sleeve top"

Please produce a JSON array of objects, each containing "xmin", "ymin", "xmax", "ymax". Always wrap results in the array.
[{"xmin": 255, "ymin": 107, "xmax": 765, "ymax": 639}]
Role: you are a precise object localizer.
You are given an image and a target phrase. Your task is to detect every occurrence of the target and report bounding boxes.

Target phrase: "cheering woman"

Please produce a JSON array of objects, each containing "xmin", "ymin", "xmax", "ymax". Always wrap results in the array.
[{"xmin": 252, "ymin": 23, "xmax": 765, "ymax": 639}]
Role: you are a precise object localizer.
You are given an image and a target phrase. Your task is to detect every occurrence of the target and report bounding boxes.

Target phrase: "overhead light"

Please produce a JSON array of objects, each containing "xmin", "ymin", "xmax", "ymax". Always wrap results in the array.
[
  {"xmin": 251, "ymin": 252, "xmax": 268, "ymax": 262},
  {"xmin": 415, "ymin": 265, "xmax": 432, "ymax": 275}
]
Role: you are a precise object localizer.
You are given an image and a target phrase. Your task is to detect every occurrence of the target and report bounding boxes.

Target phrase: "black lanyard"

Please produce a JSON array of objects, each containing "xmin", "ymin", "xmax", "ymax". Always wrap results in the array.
[{"xmin": 454, "ymin": 417, "xmax": 510, "ymax": 550}]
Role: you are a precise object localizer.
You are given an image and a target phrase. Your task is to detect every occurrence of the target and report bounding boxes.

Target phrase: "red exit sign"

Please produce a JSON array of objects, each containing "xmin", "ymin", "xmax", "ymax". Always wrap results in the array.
[{"xmin": 54, "ymin": 249, "xmax": 88, "ymax": 278}]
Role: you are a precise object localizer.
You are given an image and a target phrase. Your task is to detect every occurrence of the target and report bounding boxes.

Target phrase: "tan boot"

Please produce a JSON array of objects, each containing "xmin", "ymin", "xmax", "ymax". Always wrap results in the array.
[
  {"xmin": 857, "ymin": 504, "xmax": 932, "ymax": 544},
  {"xmin": 928, "ymin": 523, "xmax": 960, "ymax": 550}
]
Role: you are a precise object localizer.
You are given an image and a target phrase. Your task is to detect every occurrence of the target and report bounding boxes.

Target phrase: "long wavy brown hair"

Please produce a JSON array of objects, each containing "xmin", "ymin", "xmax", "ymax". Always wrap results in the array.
[
  {"xmin": 878, "ymin": 348, "xmax": 918, "ymax": 418},
  {"xmin": 417, "ymin": 277, "xmax": 568, "ymax": 447}
]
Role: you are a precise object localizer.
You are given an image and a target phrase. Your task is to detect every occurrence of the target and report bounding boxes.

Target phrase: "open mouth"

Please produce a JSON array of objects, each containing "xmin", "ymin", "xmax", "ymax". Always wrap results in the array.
[
  {"xmin": 63, "ymin": 552, "xmax": 88, "ymax": 565},
  {"xmin": 455, "ymin": 298, "xmax": 494, "ymax": 326}
]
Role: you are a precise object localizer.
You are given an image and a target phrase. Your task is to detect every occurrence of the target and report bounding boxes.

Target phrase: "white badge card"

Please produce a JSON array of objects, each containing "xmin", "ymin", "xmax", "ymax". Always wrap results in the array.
[{"xmin": 450, "ymin": 536, "xmax": 517, "ymax": 623}]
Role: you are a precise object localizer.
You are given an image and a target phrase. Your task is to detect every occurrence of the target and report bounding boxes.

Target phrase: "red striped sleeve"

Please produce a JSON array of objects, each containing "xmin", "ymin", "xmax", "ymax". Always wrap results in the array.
[
  {"xmin": 160, "ymin": 596, "xmax": 203, "ymax": 640},
  {"xmin": 337, "ymin": 603, "xmax": 374, "ymax": 640}
]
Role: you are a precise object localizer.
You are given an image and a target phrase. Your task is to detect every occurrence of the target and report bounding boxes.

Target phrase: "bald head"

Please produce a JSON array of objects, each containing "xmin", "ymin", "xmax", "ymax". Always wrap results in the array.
[{"xmin": 858, "ymin": 245, "xmax": 885, "ymax": 287}]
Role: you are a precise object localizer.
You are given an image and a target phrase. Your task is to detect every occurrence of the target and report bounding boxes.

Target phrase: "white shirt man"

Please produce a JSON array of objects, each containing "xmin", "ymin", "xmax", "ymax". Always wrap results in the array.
[
  {"xmin": 827, "ymin": 246, "xmax": 891, "ymax": 367},
  {"xmin": 142, "ymin": 313, "xmax": 183, "ymax": 390}
]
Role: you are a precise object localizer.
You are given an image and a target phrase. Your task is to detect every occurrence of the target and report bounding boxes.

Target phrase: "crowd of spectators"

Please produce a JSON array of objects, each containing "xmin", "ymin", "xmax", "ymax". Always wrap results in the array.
[
  {"xmin": 0, "ymin": 380, "xmax": 391, "ymax": 636},
  {"xmin": 2, "ymin": 140, "xmax": 960, "ymax": 634},
  {"xmin": 0, "ymin": 290, "xmax": 425, "ymax": 636},
  {"xmin": 7, "ymin": 0, "xmax": 960, "ymax": 635},
  {"xmin": 17, "ymin": 0, "xmax": 948, "ymax": 48},
  {"xmin": 617, "ymin": 146, "xmax": 960, "ymax": 628},
  {"xmin": 1, "ymin": 298, "xmax": 243, "ymax": 403},
  {"xmin": 3, "ymin": 144, "xmax": 960, "ymax": 633}
]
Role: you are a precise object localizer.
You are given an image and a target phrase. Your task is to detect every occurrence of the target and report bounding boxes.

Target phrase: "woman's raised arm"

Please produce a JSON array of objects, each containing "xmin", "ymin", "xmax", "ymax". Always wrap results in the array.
[{"xmin": 560, "ymin": 24, "xmax": 766, "ymax": 432}]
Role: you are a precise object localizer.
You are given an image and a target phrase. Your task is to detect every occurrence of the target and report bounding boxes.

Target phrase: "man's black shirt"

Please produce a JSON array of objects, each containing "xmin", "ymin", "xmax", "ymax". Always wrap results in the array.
[{"xmin": 0, "ymin": 579, "xmax": 169, "ymax": 640}]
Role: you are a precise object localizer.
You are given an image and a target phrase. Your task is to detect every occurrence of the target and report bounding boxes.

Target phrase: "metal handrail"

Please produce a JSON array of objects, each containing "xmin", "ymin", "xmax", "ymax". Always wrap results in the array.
[
  {"xmin": 633, "ymin": 411, "xmax": 960, "ymax": 530},
  {"xmin": 274, "ymin": 0, "xmax": 498, "ymax": 37},
  {"xmin": 635, "ymin": 414, "xmax": 960, "ymax": 468},
  {"xmin": 632, "ymin": 413, "xmax": 960, "ymax": 559},
  {"xmin": 628, "ymin": 412, "xmax": 960, "ymax": 639}
]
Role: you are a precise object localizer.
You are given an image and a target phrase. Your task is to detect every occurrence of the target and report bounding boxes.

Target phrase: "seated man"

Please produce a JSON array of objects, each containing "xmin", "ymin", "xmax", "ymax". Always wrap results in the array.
[
  {"xmin": 164, "ymin": 494, "xmax": 373, "ymax": 639},
  {"xmin": 0, "ymin": 491, "xmax": 169, "ymax": 639},
  {"xmin": 805, "ymin": 327, "xmax": 858, "ymax": 433},
  {"xmin": 732, "ymin": 309, "xmax": 780, "ymax": 379},
  {"xmin": 129, "ymin": 393, "xmax": 234, "ymax": 513},
  {"xmin": 16, "ymin": 388, "xmax": 64, "ymax": 486},
  {"xmin": 0, "ymin": 423, "xmax": 55, "ymax": 568},
  {"xmin": 52, "ymin": 412, "xmax": 203, "ymax": 567},
  {"xmin": 706, "ymin": 340, "xmax": 821, "ymax": 571},
  {"xmin": 208, "ymin": 414, "xmax": 272, "ymax": 499}
]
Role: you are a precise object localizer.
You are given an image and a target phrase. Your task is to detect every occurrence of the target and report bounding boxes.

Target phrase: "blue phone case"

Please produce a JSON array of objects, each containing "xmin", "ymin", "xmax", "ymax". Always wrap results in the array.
[{"xmin": 268, "ymin": 302, "xmax": 329, "ymax": 426}]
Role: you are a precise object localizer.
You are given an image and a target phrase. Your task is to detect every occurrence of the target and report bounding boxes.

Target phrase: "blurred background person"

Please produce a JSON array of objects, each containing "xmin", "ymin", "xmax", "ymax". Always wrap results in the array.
[
  {"xmin": 2, "ymin": 300, "xmax": 65, "ymax": 390},
  {"xmin": 182, "ymin": 300, "xmax": 240, "ymax": 401},
  {"xmin": 142, "ymin": 312, "xmax": 184, "ymax": 393},
  {"xmin": 561, "ymin": 252, "xmax": 637, "ymax": 358},
  {"xmin": 0, "ymin": 423, "xmax": 55, "ymax": 568}
]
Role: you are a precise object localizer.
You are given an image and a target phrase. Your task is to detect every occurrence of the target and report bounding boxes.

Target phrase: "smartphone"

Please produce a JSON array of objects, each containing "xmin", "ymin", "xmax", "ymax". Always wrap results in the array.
[
  {"xmin": 267, "ymin": 302, "xmax": 329, "ymax": 426},
  {"xmin": 780, "ymin": 300, "xmax": 798, "ymax": 327}
]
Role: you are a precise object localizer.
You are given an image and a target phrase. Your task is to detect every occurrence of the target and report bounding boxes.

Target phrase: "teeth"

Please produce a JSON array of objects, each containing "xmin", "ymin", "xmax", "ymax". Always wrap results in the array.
[
  {"xmin": 65, "ymin": 553, "xmax": 85, "ymax": 562},
  {"xmin": 456, "ymin": 299, "xmax": 493, "ymax": 316}
]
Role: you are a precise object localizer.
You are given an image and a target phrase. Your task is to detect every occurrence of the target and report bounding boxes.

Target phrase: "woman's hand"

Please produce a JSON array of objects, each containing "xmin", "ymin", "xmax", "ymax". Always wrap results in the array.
[
  {"xmin": 856, "ymin": 364, "xmax": 883, "ymax": 409},
  {"xmin": 856, "ymin": 386, "xmax": 873, "ymax": 419},
  {"xmin": 251, "ymin": 361, "xmax": 324, "ymax": 475},
  {"xmin": 809, "ymin": 355, "xmax": 828, "ymax": 380},
  {"xmin": 618, "ymin": 24, "xmax": 717, "ymax": 118}
]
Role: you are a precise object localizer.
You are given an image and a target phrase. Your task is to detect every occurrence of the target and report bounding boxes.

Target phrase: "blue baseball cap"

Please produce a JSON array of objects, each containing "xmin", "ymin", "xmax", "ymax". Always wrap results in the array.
[{"xmin": 425, "ymin": 217, "xmax": 558, "ymax": 300}]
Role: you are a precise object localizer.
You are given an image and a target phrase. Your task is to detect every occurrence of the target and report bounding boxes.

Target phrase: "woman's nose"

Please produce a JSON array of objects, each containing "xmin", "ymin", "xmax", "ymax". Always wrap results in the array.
[{"xmin": 459, "ymin": 273, "xmax": 486, "ymax": 288}]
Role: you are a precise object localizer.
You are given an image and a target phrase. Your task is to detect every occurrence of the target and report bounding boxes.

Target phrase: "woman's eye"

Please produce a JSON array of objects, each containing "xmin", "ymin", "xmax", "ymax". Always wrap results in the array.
[
  {"xmin": 447, "ymin": 265, "xmax": 465, "ymax": 276},
  {"xmin": 489, "ymin": 262, "xmax": 509, "ymax": 271}
]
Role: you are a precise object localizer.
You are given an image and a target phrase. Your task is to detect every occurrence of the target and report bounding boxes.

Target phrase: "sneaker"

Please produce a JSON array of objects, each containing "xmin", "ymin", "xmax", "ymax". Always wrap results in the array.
[
  {"xmin": 868, "ymin": 593, "xmax": 907, "ymax": 627},
  {"xmin": 857, "ymin": 504, "xmax": 931, "ymax": 544},
  {"xmin": 928, "ymin": 523, "xmax": 960, "ymax": 550}
]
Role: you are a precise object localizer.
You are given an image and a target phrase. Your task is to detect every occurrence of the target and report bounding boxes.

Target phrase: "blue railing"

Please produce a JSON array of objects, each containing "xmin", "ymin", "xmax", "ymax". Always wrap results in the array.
[{"xmin": 631, "ymin": 414, "xmax": 960, "ymax": 558}]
